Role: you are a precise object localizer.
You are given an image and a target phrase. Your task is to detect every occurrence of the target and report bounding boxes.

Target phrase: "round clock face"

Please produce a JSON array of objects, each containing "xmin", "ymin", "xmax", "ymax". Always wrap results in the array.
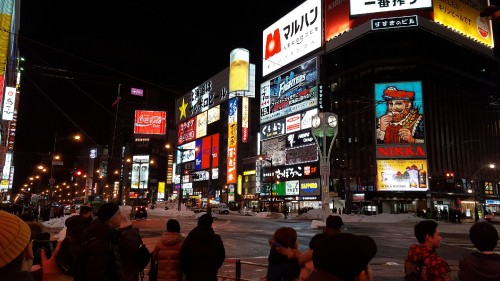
[
  {"xmin": 328, "ymin": 115, "xmax": 337, "ymax": 128},
  {"xmin": 312, "ymin": 116, "xmax": 321, "ymax": 128}
]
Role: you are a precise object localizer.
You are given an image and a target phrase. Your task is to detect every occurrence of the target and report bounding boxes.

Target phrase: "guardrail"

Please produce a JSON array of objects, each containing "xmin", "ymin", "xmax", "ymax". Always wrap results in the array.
[{"xmin": 218, "ymin": 258, "xmax": 268, "ymax": 281}]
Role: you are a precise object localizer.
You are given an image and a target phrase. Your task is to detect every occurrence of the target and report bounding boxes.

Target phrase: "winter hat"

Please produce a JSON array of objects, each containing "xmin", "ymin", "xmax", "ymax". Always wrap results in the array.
[
  {"xmin": 119, "ymin": 212, "xmax": 132, "ymax": 229},
  {"xmin": 313, "ymin": 233, "xmax": 377, "ymax": 280},
  {"xmin": 98, "ymin": 203, "xmax": 120, "ymax": 222},
  {"xmin": 0, "ymin": 211, "xmax": 31, "ymax": 267},
  {"xmin": 326, "ymin": 215, "xmax": 343, "ymax": 230},
  {"xmin": 166, "ymin": 219, "xmax": 180, "ymax": 233}
]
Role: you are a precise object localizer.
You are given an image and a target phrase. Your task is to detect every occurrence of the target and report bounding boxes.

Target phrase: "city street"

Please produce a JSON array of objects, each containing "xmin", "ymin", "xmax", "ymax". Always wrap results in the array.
[{"xmin": 125, "ymin": 213, "xmax": 495, "ymax": 281}]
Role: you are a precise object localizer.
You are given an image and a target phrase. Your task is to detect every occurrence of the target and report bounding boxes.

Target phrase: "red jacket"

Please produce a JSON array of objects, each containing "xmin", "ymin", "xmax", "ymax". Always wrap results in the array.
[{"xmin": 405, "ymin": 244, "xmax": 452, "ymax": 281}]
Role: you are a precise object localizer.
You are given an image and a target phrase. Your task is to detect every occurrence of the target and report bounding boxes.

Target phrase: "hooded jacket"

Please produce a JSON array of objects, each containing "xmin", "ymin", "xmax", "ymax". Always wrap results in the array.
[
  {"xmin": 459, "ymin": 252, "xmax": 500, "ymax": 281},
  {"xmin": 179, "ymin": 225, "xmax": 225, "ymax": 281},
  {"xmin": 405, "ymin": 244, "xmax": 451, "ymax": 281},
  {"xmin": 64, "ymin": 214, "xmax": 93, "ymax": 255},
  {"xmin": 152, "ymin": 232, "xmax": 184, "ymax": 281}
]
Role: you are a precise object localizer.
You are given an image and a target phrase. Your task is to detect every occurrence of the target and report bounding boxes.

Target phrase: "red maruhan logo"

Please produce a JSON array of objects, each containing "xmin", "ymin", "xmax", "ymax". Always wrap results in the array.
[{"xmin": 265, "ymin": 29, "xmax": 281, "ymax": 60}]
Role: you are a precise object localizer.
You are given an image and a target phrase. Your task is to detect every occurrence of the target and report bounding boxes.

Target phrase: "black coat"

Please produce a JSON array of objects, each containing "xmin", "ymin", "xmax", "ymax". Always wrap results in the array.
[
  {"xmin": 179, "ymin": 225, "xmax": 225, "ymax": 281},
  {"xmin": 118, "ymin": 225, "xmax": 143, "ymax": 281},
  {"xmin": 459, "ymin": 252, "xmax": 500, "ymax": 281},
  {"xmin": 74, "ymin": 219, "xmax": 123, "ymax": 281},
  {"xmin": 65, "ymin": 214, "xmax": 93, "ymax": 255}
]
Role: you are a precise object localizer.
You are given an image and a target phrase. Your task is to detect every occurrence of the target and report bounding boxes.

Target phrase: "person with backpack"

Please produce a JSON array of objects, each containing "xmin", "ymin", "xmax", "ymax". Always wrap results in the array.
[
  {"xmin": 405, "ymin": 220, "xmax": 452, "ymax": 281},
  {"xmin": 118, "ymin": 212, "xmax": 145, "ymax": 281},
  {"xmin": 74, "ymin": 202, "xmax": 123, "ymax": 281}
]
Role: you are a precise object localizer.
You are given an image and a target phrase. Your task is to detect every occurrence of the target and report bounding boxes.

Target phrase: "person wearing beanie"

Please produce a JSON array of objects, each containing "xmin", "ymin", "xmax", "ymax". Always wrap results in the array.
[
  {"xmin": 310, "ymin": 233, "xmax": 377, "ymax": 281},
  {"xmin": 117, "ymin": 212, "xmax": 143, "ymax": 281},
  {"xmin": 0, "ymin": 211, "xmax": 69, "ymax": 281},
  {"xmin": 73, "ymin": 203, "xmax": 123, "ymax": 281},
  {"xmin": 180, "ymin": 214, "xmax": 225, "ymax": 281},
  {"xmin": 152, "ymin": 219, "xmax": 184, "ymax": 281}
]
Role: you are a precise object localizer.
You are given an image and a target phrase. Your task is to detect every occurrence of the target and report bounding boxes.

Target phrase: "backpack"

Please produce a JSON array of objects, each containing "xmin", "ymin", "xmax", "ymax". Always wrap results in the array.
[
  {"xmin": 136, "ymin": 243, "xmax": 151, "ymax": 272},
  {"xmin": 405, "ymin": 259, "xmax": 424, "ymax": 281}
]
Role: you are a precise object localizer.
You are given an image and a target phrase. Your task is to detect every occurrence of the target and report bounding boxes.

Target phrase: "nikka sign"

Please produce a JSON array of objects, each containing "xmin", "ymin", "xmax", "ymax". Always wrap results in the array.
[{"xmin": 376, "ymin": 144, "xmax": 427, "ymax": 159}]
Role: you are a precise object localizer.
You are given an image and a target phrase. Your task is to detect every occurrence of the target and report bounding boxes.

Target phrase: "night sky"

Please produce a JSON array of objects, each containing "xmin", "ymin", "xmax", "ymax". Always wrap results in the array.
[{"xmin": 14, "ymin": 1, "xmax": 304, "ymax": 188}]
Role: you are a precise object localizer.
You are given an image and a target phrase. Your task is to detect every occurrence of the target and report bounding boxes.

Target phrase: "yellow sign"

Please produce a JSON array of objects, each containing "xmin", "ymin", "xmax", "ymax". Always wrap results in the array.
[
  {"xmin": 377, "ymin": 159, "xmax": 428, "ymax": 192},
  {"xmin": 433, "ymin": 0, "xmax": 493, "ymax": 47}
]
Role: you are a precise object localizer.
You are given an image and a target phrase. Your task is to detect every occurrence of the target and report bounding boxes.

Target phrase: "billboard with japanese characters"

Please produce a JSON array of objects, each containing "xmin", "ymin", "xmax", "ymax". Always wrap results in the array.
[
  {"xmin": 262, "ymin": 0, "xmax": 322, "ymax": 77},
  {"xmin": 260, "ymin": 57, "xmax": 318, "ymax": 123}
]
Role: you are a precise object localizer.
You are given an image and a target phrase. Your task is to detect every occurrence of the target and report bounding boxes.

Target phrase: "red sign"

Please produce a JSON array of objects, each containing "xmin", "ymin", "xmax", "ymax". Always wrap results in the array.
[
  {"xmin": 177, "ymin": 117, "xmax": 197, "ymax": 145},
  {"xmin": 377, "ymin": 145, "xmax": 426, "ymax": 158},
  {"xmin": 202, "ymin": 136, "xmax": 211, "ymax": 169},
  {"xmin": 134, "ymin": 110, "xmax": 167, "ymax": 135},
  {"xmin": 212, "ymin": 134, "xmax": 219, "ymax": 167}
]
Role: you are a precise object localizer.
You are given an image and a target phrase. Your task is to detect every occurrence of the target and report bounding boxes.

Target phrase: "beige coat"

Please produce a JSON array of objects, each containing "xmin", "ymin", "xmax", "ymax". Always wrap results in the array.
[{"xmin": 152, "ymin": 232, "xmax": 184, "ymax": 281}]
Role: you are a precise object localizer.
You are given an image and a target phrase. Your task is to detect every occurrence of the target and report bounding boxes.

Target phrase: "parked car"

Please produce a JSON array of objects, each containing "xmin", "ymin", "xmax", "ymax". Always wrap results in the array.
[
  {"xmin": 191, "ymin": 206, "xmax": 208, "ymax": 213},
  {"xmin": 130, "ymin": 206, "xmax": 148, "ymax": 220},
  {"xmin": 212, "ymin": 203, "xmax": 230, "ymax": 214}
]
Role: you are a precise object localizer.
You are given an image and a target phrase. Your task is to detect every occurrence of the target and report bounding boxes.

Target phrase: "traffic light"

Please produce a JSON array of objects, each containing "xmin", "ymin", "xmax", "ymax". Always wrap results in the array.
[
  {"xmin": 75, "ymin": 169, "xmax": 82, "ymax": 176},
  {"xmin": 445, "ymin": 172, "xmax": 454, "ymax": 183}
]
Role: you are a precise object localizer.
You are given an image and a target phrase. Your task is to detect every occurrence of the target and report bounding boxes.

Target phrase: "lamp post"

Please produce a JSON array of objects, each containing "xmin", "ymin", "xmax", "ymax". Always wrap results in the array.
[
  {"xmin": 50, "ymin": 133, "xmax": 81, "ymax": 202},
  {"xmin": 472, "ymin": 163, "xmax": 495, "ymax": 221},
  {"xmin": 311, "ymin": 112, "xmax": 339, "ymax": 222},
  {"xmin": 258, "ymin": 155, "xmax": 273, "ymax": 213}
]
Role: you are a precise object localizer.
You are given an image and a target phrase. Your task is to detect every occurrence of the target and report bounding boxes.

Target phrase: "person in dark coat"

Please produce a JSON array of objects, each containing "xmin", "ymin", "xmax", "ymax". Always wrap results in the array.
[
  {"xmin": 266, "ymin": 227, "xmax": 301, "ymax": 281},
  {"xmin": 74, "ymin": 203, "xmax": 123, "ymax": 281},
  {"xmin": 179, "ymin": 214, "xmax": 225, "ymax": 281},
  {"xmin": 459, "ymin": 221, "xmax": 500, "ymax": 281},
  {"xmin": 65, "ymin": 204, "xmax": 93, "ymax": 257},
  {"xmin": 118, "ymin": 212, "xmax": 143, "ymax": 281}
]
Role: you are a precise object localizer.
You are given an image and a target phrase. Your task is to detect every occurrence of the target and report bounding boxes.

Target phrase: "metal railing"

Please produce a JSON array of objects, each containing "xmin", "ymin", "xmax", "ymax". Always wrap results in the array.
[{"xmin": 218, "ymin": 258, "xmax": 268, "ymax": 281}]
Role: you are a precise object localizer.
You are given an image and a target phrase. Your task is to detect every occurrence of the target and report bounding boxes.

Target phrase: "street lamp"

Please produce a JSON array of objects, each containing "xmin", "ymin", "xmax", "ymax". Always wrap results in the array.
[
  {"xmin": 311, "ymin": 112, "xmax": 339, "ymax": 222},
  {"xmin": 472, "ymin": 163, "xmax": 495, "ymax": 221},
  {"xmin": 50, "ymin": 133, "xmax": 81, "ymax": 202},
  {"xmin": 258, "ymin": 155, "xmax": 273, "ymax": 213}
]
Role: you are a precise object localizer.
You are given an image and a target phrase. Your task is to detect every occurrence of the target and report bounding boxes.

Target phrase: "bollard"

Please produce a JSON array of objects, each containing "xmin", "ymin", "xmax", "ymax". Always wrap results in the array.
[{"xmin": 236, "ymin": 259, "xmax": 241, "ymax": 281}]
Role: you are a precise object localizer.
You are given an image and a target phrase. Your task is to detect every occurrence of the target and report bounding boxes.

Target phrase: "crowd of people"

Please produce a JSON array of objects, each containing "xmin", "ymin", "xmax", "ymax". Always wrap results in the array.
[{"xmin": 1, "ymin": 203, "xmax": 500, "ymax": 281}]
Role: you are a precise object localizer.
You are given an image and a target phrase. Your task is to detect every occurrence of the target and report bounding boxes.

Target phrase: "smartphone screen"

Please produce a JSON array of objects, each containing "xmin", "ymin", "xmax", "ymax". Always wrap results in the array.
[{"xmin": 32, "ymin": 240, "xmax": 58, "ymax": 264}]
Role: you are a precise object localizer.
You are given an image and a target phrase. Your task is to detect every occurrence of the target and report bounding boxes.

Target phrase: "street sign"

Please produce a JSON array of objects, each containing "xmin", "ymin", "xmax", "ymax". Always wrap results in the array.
[
  {"xmin": 52, "ymin": 160, "xmax": 63, "ymax": 166},
  {"xmin": 49, "ymin": 178, "xmax": 55, "ymax": 185}
]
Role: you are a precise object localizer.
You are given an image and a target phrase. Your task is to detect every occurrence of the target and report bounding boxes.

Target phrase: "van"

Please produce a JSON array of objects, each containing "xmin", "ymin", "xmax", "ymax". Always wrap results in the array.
[{"xmin": 212, "ymin": 203, "xmax": 230, "ymax": 214}]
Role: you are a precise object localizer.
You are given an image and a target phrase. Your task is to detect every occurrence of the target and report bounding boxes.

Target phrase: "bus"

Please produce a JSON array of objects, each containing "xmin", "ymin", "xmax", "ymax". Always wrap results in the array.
[{"xmin": 72, "ymin": 195, "xmax": 104, "ymax": 214}]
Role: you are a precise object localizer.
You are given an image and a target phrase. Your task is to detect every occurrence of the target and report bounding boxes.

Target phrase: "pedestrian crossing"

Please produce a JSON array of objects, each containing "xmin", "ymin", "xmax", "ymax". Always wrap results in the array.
[{"xmin": 442, "ymin": 237, "xmax": 500, "ymax": 253}]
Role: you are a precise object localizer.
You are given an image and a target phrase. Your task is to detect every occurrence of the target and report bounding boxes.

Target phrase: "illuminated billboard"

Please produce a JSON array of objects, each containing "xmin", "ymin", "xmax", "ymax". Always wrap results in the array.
[
  {"xmin": 131, "ymin": 155, "xmax": 150, "ymax": 189},
  {"xmin": 299, "ymin": 178, "xmax": 321, "ymax": 196},
  {"xmin": 227, "ymin": 98, "xmax": 238, "ymax": 184},
  {"xmin": 177, "ymin": 116, "xmax": 196, "ymax": 145},
  {"xmin": 260, "ymin": 57, "xmax": 318, "ymax": 123},
  {"xmin": 350, "ymin": 0, "xmax": 432, "ymax": 16},
  {"xmin": 175, "ymin": 64, "xmax": 256, "ymax": 124},
  {"xmin": 433, "ymin": 0, "xmax": 493, "ymax": 47},
  {"xmin": 133, "ymin": 110, "xmax": 167, "ymax": 135},
  {"xmin": 375, "ymin": 81, "xmax": 424, "ymax": 145},
  {"xmin": 376, "ymin": 159, "xmax": 428, "ymax": 191},
  {"xmin": 262, "ymin": 0, "xmax": 322, "ymax": 77},
  {"xmin": 2, "ymin": 86, "xmax": 16, "ymax": 121}
]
